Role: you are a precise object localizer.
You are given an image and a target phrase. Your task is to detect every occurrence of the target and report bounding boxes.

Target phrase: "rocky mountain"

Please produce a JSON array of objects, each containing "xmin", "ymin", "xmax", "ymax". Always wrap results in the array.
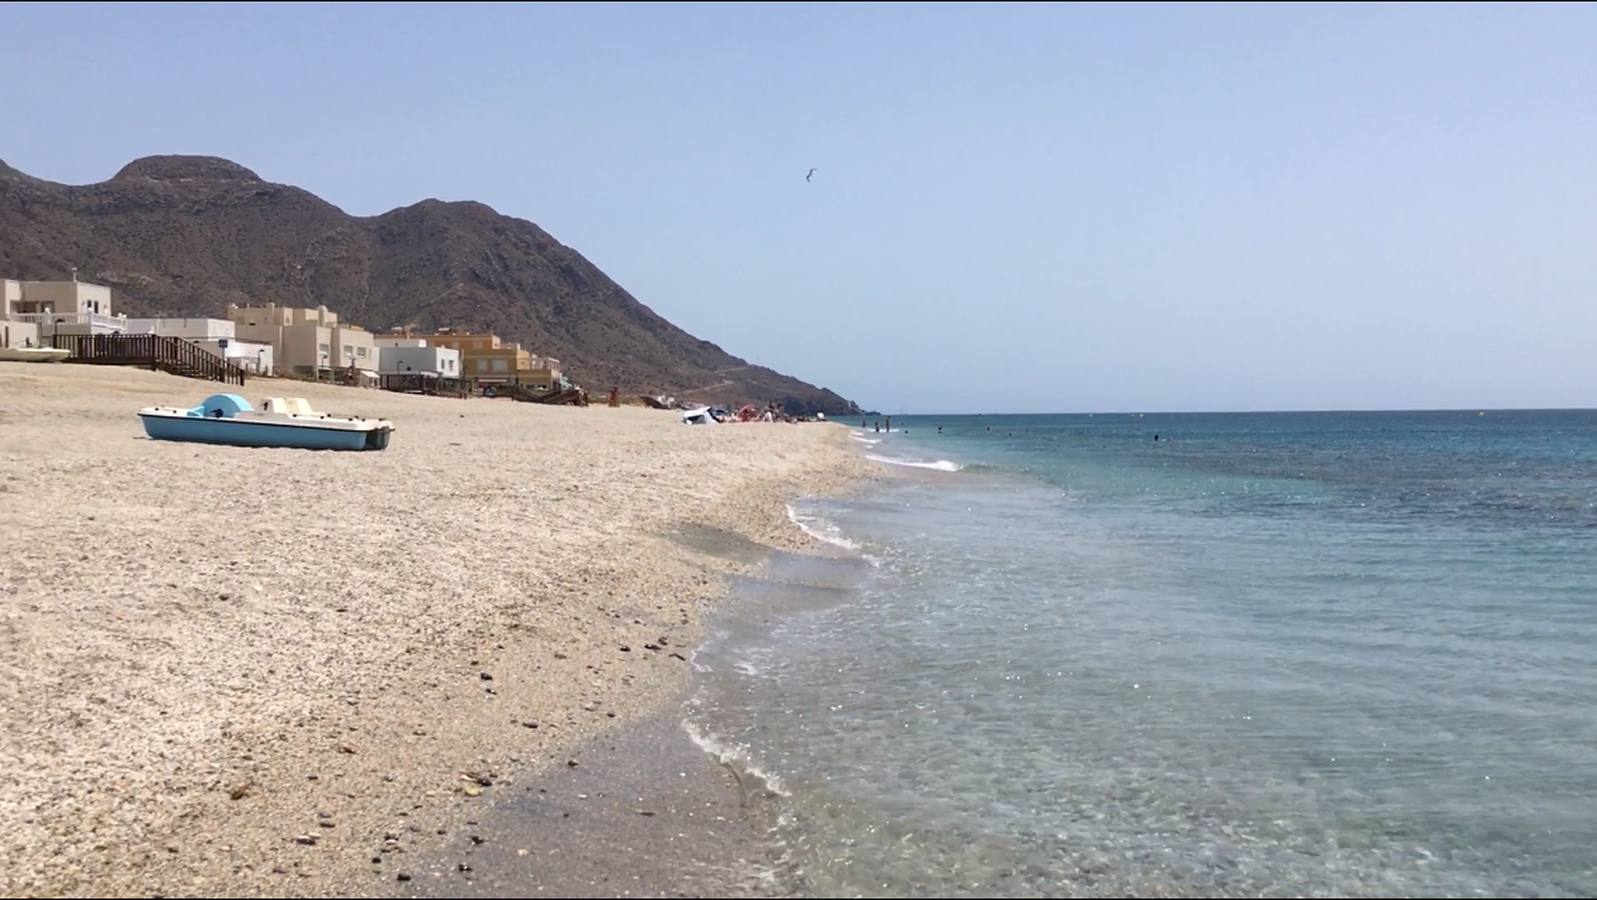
[{"xmin": 0, "ymin": 155, "xmax": 862, "ymax": 415}]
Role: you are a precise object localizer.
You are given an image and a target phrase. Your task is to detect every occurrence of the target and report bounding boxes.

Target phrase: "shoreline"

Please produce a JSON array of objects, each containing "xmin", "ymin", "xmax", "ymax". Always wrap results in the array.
[
  {"xmin": 401, "ymin": 697, "xmax": 788, "ymax": 899},
  {"xmin": 0, "ymin": 362, "xmax": 872, "ymax": 897},
  {"xmin": 395, "ymin": 524, "xmax": 893, "ymax": 898}
]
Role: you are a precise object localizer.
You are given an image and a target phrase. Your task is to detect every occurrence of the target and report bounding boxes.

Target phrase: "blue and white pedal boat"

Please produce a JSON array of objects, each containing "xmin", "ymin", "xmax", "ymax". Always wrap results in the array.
[{"xmin": 138, "ymin": 394, "xmax": 394, "ymax": 451}]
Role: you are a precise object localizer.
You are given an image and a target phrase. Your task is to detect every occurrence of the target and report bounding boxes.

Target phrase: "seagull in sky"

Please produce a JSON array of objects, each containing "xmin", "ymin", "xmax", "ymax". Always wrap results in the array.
[{"xmin": 806, "ymin": 167, "xmax": 817, "ymax": 182}]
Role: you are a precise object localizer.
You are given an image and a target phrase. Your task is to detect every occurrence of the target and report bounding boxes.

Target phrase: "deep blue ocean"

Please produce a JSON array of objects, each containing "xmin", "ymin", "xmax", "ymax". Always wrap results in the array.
[{"xmin": 687, "ymin": 411, "xmax": 1597, "ymax": 897}]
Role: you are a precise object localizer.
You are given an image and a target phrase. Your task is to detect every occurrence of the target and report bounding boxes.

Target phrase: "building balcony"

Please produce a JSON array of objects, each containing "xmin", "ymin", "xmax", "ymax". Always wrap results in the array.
[{"xmin": 10, "ymin": 311, "xmax": 130, "ymax": 334}]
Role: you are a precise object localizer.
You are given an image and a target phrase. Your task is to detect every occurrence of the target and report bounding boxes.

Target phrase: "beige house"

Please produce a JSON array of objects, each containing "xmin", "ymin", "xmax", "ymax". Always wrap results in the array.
[
  {"xmin": 1, "ymin": 281, "xmax": 39, "ymax": 348},
  {"xmin": 1, "ymin": 319, "xmax": 40, "ymax": 350},
  {"xmin": 331, "ymin": 325, "xmax": 377, "ymax": 376},
  {"xmin": 3, "ymin": 277, "xmax": 127, "ymax": 336},
  {"xmin": 227, "ymin": 303, "xmax": 377, "ymax": 382}
]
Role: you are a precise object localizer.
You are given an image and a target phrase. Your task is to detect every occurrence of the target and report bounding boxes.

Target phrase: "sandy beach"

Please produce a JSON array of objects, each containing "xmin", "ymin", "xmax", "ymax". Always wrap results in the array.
[{"xmin": 0, "ymin": 362, "xmax": 867, "ymax": 897}]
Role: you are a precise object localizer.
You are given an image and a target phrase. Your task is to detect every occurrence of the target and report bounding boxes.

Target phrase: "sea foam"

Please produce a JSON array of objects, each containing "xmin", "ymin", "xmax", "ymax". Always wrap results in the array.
[
  {"xmin": 865, "ymin": 454, "xmax": 964, "ymax": 472},
  {"xmin": 787, "ymin": 503, "xmax": 863, "ymax": 551}
]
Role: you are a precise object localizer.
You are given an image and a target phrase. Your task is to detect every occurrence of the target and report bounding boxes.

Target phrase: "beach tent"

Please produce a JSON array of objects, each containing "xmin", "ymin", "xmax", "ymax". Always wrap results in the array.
[{"xmin": 682, "ymin": 406, "xmax": 718, "ymax": 426}]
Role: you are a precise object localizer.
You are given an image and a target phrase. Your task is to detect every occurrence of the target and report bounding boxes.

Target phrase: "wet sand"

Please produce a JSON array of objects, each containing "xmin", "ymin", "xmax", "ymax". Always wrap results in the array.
[
  {"xmin": 395, "ymin": 534, "xmax": 884, "ymax": 899},
  {"xmin": 401, "ymin": 704, "xmax": 786, "ymax": 899}
]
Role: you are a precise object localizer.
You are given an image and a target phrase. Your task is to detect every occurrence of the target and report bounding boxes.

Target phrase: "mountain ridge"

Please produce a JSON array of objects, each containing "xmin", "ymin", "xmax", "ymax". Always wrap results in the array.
[{"xmin": 0, "ymin": 155, "xmax": 862, "ymax": 415}]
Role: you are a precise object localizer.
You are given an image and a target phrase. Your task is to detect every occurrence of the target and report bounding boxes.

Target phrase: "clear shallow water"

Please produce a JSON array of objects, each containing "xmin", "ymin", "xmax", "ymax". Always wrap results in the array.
[{"xmin": 688, "ymin": 411, "xmax": 1597, "ymax": 897}]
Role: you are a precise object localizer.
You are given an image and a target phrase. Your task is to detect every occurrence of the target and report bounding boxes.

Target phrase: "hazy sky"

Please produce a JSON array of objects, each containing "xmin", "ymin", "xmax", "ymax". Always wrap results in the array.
[{"xmin": 5, "ymin": 3, "xmax": 1595, "ymax": 413}]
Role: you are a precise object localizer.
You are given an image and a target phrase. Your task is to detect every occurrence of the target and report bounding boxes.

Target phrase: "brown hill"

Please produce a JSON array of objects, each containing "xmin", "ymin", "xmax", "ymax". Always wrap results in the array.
[{"xmin": 0, "ymin": 155, "xmax": 862, "ymax": 415}]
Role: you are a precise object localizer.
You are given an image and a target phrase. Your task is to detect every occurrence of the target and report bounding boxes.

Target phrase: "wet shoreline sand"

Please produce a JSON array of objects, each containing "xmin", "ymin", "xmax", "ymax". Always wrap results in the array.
[
  {"xmin": 398, "ymin": 534, "xmax": 889, "ymax": 899},
  {"xmin": 401, "ymin": 702, "xmax": 788, "ymax": 899}
]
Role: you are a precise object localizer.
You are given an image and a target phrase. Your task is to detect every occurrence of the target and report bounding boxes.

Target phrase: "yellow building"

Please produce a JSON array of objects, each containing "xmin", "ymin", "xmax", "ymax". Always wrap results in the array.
[
  {"xmin": 409, "ymin": 331, "xmax": 534, "ymax": 385},
  {"xmin": 520, "ymin": 355, "xmax": 563, "ymax": 391}
]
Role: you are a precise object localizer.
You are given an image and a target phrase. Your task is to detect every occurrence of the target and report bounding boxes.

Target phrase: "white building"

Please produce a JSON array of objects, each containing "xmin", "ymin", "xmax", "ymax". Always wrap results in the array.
[
  {"xmin": 195, "ymin": 338, "xmax": 274, "ymax": 374},
  {"xmin": 125, "ymin": 317, "xmax": 236, "ymax": 340},
  {"xmin": 373, "ymin": 336, "xmax": 427, "ymax": 349},
  {"xmin": 379, "ymin": 343, "xmax": 461, "ymax": 379},
  {"xmin": 122, "ymin": 317, "xmax": 271, "ymax": 373}
]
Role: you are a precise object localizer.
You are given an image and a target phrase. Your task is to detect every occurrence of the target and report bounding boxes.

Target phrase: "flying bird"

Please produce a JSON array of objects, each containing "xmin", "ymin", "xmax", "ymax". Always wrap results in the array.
[{"xmin": 806, "ymin": 167, "xmax": 817, "ymax": 182}]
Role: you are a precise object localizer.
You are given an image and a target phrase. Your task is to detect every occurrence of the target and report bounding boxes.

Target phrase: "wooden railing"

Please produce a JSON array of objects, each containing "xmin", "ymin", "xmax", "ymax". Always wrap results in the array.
[{"xmin": 51, "ymin": 333, "xmax": 248, "ymax": 386}]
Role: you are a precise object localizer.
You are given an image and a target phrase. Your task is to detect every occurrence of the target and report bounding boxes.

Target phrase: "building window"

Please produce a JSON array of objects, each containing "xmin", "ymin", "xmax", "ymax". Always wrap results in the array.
[
  {"xmin": 492, "ymin": 358, "xmax": 508, "ymax": 373},
  {"xmin": 356, "ymin": 347, "xmax": 367, "ymax": 357},
  {"xmin": 319, "ymin": 343, "xmax": 331, "ymax": 352}
]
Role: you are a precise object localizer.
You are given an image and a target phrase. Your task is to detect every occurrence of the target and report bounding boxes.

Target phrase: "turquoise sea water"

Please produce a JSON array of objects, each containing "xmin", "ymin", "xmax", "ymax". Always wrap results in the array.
[{"xmin": 687, "ymin": 411, "xmax": 1597, "ymax": 897}]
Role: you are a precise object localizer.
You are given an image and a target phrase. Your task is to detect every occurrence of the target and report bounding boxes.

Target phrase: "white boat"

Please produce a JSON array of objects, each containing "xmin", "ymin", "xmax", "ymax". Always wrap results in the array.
[
  {"xmin": 682, "ymin": 405, "xmax": 719, "ymax": 426},
  {"xmin": 0, "ymin": 346, "xmax": 70, "ymax": 363}
]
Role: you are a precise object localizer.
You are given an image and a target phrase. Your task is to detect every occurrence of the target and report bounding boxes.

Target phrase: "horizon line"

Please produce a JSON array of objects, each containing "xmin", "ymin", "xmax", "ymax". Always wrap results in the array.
[{"xmin": 861, "ymin": 405, "xmax": 1597, "ymax": 417}]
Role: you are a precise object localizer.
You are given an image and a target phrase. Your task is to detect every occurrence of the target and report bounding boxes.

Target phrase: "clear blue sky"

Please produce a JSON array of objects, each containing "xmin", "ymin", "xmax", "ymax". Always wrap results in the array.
[{"xmin": 5, "ymin": 2, "xmax": 1595, "ymax": 413}]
